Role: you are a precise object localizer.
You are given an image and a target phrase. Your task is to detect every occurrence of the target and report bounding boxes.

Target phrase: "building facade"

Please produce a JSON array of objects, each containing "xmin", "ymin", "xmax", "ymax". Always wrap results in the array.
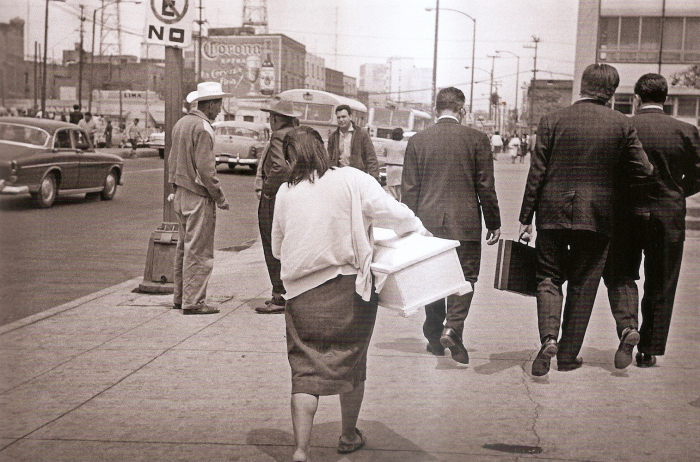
[
  {"xmin": 305, "ymin": 53, "xmax": 325, "ymax": 91},
  {"xmin": 0, "ymin": 18, "xmax": 28, "ymax": 106},
  {"xmin": 325, "ymin": 68, "xmax": 344, "ymax": 96},
  {"xmin": 574, "ymin": 0, "xmax": 700, "ymax": 126},
  {"xmin": 343, "ymin": 74, "xmax": 357, "ymax": 98}
]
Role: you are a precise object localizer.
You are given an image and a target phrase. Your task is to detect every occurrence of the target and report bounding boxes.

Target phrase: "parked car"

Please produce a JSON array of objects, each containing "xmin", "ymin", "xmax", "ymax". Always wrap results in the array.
[
  {"xmin": 0, "ymin": 117, "xmax": 123, "ymax": 208},
  {"xmin": 212, "ymin": 121, "xmax": 270, "ymax": 170},
  {"xmin": 146, "ymin": 131, "xmax": 165, "ymax": 158}
]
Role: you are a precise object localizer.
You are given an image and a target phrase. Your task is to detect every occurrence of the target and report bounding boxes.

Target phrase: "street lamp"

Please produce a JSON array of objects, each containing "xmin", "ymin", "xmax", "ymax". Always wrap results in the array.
[
  {"xmin": 425, "ymin": 6, "xmax": 476, "ymax": 114},
  {"xmin": 89, "ymin": 0, "xmax": 141, "ymax": 112},
  {"xmin": 496, "ymin": 50, "xmax": 520, "ymax": 123}
]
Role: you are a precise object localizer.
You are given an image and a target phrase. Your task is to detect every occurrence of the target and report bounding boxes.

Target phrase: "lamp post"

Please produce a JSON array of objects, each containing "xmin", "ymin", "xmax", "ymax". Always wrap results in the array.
[
  {"xmin": 425, "ymin": 6, "xmax": 476, "ymax": 114},
  {"xmin": 41, "ymin": 0, "xmax": 50, "ymax": 118},
  {"xmin": 496, "ymin": 50, "xmax": 520, "ymax": 123}
]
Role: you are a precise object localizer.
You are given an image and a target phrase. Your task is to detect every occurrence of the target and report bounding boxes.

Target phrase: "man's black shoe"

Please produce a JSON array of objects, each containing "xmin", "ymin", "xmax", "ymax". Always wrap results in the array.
[
  {"xmin": 614, "ymin": 327, "xmax": 640, "ymax": 369},
  {"xmin": 255, "ymin": 297, "xmax": 286, "ymax": 314},
  {"xmin": 557, "ymin": 356, "xmax": 583, "ymax": 372},
  {"xmin": 635, "ymin": 352, "xmax": 657, "ymax": 368},
  {"xmin": 532, "ymin": 337, "xmax": 558, "ymax": 376},
  {"xmin": 426, "ymin": 342, "xmax": 445, "ymax": 356},
  {"xmin": 439, "ymin": 327, "xmax": 469, "ymax": 364}
]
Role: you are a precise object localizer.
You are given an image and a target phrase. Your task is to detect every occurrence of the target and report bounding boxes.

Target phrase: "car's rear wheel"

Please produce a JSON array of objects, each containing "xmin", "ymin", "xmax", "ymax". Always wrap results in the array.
[
  {"xmin": 34, "ymin": 173, "xmax": 57, "ymax": 208},
  {"xmin": 159, "ymin": 148, "xmax": 164, "ymax": 159},
  {"xmin": 101, "ymin": 169, "xmax": 118, "ymax": 200}
]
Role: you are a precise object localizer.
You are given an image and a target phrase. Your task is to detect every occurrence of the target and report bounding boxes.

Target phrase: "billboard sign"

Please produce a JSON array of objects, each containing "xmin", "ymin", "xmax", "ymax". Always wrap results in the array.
[{"xmin": 201, "ymin": 36, "xmax": 280, "ymax": 99}]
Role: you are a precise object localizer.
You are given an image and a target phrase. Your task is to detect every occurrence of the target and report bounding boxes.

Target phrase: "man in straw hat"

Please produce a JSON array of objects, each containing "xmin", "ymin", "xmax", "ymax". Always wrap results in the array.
[
  {"xmin": 254, "ymin": 96, "xmax": 302, "ymax": 314},
  {"xmin": 169, "ymin": 82, "xmax": 231, "ymax": 315}
]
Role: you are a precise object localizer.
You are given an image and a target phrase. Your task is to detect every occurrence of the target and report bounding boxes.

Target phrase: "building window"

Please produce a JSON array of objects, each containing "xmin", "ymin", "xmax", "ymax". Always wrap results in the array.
[
  {"xmin": 613, "ymin": 94, "xmax": 634, "ymax": 115},
  {"xmin": 599, "ymin": 16, "xmax": 700, "ymax": 63},
  {"xmin": 677, "ymin": 96, "xmax": 698, "ymax": 118}
]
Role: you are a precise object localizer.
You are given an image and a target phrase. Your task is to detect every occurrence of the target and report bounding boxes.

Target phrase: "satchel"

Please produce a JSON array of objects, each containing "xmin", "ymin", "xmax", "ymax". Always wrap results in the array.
[{"xmin": 494, "ymin": 236, "xmax": 537, "ymax": 297}]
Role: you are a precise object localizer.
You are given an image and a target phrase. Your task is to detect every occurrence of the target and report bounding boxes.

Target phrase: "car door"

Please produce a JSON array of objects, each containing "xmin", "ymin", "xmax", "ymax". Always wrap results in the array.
[
  {"xmin": 72, "ymin": 128, "xmax": 104, "ymax": 189},
  {"xmin": 52, "ymin": 128, "xmax": 80, "ymax": 190}
]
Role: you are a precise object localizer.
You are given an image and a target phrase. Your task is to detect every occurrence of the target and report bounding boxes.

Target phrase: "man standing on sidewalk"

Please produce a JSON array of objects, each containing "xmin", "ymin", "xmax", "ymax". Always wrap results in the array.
[
  {"xmin": 127, "ymin": 118, "xmax": 140, "ymax": 151},
  {"xmin": 604, "ymin": 73, "xmax": 700, "ymax": 369},
  {"xmin": 254, "ymin": 96, "xmax": 302, "ymax": 314},
  {"xmin": 169, "ymin": 82, "xmax": 231, "ymax": 315},
  {"xmin": 327, "ymin": 104, "xmax": 380, "ymax": 181},
  {"xmin": 78, "ymin": 112, "xmax": 97, "ymax": 146},
  {"xmin": 402, "ymin": 87, "xmax": 501, "ymax": 364},
  {"xmin": 519, "ymin": 64, "xmax": 653, "ymax": 376}
]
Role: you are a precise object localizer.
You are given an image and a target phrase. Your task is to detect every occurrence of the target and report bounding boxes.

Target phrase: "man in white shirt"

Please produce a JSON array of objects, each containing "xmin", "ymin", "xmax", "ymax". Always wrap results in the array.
[
  {"xmin": 490, "ymin": 131, "xmax": 504, "ymax": 160},
  {"xmin": 78, "ymin": 112, "xmax": 97, "ymax": 145}
]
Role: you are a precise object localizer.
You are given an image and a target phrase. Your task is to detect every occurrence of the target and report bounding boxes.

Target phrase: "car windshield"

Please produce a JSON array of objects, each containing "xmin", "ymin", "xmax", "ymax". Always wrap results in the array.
[
  {"xmin": 216, "ymin": 127, "xmax": 260, "ymax": 140},
  {"xmin": 0, "ymin": 123, "xmax": 50, "ymax": 147}
]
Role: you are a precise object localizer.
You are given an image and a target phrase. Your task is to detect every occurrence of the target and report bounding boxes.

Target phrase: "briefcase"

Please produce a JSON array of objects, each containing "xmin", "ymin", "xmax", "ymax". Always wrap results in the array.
[{"xmin": 494, "ymin": 238, "xmax": 537, "ymax": 297}]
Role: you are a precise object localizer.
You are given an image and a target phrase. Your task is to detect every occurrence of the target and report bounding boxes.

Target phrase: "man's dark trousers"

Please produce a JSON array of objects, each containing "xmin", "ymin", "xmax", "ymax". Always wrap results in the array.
[
  {"xmin": 536, "ymin": 229, "xmax": 609, "ymax": 361},
  {"xmin": 605, "ymin": 213, "xmax": 684, "ymax": 355},
  {"xmin": 423, "ymin": 241, "xmax": 480, "ymax": 343},
  {"xmin": 258, "ymin": 195, "xmax": 284, "ymax": 296}
]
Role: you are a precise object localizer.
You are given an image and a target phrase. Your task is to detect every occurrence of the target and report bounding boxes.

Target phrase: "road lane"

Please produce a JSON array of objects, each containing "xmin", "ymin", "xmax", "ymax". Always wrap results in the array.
[{"xmin": 0, "ymin": 158, "xmax": 260, "ymax": 325}]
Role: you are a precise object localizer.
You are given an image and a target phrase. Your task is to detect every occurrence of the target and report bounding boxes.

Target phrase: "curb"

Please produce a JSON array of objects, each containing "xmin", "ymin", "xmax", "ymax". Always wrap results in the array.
[
  {"xmin": 97, "ymin": 148, "xmax": 160, "ymax": 159},
  {"xmin": 0, "ymin": 278, "xmax": 142, "ymax": 336}
]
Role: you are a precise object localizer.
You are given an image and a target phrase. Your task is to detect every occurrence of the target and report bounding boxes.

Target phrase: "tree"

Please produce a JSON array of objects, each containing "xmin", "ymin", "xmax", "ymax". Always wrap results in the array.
[{"xmin": 670, "ymin": 65, "xmax": 700, "ymax": 89}]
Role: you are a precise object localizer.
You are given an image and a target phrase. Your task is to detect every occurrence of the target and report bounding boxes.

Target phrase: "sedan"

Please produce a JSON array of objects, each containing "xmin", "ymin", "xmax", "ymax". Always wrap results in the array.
[
  {"xmin": 0, "ymin": 117, "xmax": 123, "ymax": 208},
  {"xmin": 213, "ymin": 121, "xmax": 270, "ymax": 171}
]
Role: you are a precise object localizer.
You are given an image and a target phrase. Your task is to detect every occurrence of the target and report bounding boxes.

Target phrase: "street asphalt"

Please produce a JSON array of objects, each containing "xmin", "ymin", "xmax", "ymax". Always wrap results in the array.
[{"xmin": 1, "ymin": 159, "xmax": 699, "ymax": 461}]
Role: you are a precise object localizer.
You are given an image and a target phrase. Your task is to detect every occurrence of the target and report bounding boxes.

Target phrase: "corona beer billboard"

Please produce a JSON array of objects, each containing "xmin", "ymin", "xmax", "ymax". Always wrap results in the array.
[{"xmin": 201, "ymin": 36, "xmax": 280, "ymax": 99}]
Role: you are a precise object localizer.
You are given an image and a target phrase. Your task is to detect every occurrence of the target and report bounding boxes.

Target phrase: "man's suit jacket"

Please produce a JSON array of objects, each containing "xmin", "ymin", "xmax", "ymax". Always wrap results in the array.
[
  {"xmin": 259, "ymin": 124, "xmax": 295, "ymax": 198},
  {"xmin": 327, "ymin": 122, "xmax": 380, "ymax": 180},
  {"xmin": 519, "ymin": 100, "xmax": 653, "ymax": 236},
  {"xmin": 631, "ymin": 106, "xmax": 700, "ymax": 241},
  {"xmin": 402, "ymin": 118, "xmax": 501, "ymax": 241}
]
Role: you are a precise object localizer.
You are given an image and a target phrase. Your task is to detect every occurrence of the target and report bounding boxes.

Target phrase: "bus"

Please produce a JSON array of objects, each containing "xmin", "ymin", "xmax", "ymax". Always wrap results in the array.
[
  {"xmin": 367, "ymin": 107, "xmax": 432, "ymax": 139},
  {"xmin": 275, "ymin": 89, "xmax": 368, "ymax": 141}
]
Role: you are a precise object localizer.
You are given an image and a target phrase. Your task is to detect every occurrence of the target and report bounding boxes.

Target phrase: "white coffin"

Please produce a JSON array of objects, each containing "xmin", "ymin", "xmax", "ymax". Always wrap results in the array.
[{"xmin": 371, "ymin": 228, "xmax": 471, "ymax": 317}]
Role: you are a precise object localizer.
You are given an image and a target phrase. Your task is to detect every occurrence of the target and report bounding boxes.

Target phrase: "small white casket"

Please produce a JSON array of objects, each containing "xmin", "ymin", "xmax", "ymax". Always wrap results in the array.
[{"xmin": 371, "ymin": 228, "xmax": 471, "ymax": 317}]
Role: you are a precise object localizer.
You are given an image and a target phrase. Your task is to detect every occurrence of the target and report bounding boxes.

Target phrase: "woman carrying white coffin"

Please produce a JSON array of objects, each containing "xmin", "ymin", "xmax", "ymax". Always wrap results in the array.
[{"xmin": 271, "ymin": 126, "xmax": 429, "ymax": 462}]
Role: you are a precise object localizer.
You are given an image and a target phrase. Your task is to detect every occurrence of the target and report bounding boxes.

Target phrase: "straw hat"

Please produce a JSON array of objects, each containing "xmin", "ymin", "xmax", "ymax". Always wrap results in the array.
[
  {"xmin": 186, "ymin": 82, "xmax": 232, "ymax": 104},
  {"xmin": 261, "ymin": 96, "xmax": 303, "ymax": 118}
]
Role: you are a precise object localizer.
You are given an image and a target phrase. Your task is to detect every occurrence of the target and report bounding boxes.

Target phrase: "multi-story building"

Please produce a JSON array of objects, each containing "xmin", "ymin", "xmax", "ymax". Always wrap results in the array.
[
  {"xmin": 305, "ymin": 53, "xmax": 325, "ymax": 91},
  {"xmin": 574, "ymin": 0, "xmax": 700, "ymax": 126},
  {"xmin": 0, "ymin": 18, "xmax": 28, "ymax": 105},
  {"xmin": 343, "ymin": 75, "xmax": 357, "ymax": 98},
  {"xmin": 325, "ymin": 68, "xmax": 344, "ymax": 96}
]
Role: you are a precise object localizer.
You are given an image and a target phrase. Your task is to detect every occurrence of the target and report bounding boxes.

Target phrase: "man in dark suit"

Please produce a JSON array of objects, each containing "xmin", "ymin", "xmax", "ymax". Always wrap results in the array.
[
  {"xmin": 519, "ymin": 64, "xmax": 653, "ymax": 377},
  {"xmin": 402, "ymin": 87, "xmax": 501, "ymax": 364},
  {"xmin": 604, "ymin": 73, "xmax": 700, "ymax": 369},
  {"xmin": 327, "ymin": 104, "xmax": 380, "ymax": 181}
]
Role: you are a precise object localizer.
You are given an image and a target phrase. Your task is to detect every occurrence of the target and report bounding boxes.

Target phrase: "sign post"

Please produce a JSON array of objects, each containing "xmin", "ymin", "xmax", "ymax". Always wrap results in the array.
[{"xmin": 138, "ymin": 0, "xmax": 194, "ymax": 294}]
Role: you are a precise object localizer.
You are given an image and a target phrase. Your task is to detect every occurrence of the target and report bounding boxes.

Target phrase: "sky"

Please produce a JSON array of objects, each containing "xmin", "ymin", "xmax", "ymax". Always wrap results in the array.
[{"xmin": 2, "ymin": 0, "xmax": 580, "ymax": 112}]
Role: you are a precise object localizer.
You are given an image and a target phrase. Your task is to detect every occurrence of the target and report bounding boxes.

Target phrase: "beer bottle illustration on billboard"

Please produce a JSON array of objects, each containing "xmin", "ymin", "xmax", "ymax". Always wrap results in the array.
[{"xmin": 260, "ymin": 41, "xmax": 275, "ymax": 96}]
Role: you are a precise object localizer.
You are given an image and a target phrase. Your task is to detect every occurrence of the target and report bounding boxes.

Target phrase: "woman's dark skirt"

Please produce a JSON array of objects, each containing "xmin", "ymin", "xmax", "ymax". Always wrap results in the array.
[{"xmin": 285, "ymin": 274, "xmax": 379, "ymax": 396}]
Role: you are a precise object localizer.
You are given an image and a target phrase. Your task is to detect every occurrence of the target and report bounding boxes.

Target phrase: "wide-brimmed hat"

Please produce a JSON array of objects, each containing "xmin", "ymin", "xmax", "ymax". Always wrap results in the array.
[
  {"xmin": 186, "ymin": 82, "xmax": 232, "ymax": 104},
  {"xmin": 261, "ymin": 96, "xmax": 303, "ymax": 118}
]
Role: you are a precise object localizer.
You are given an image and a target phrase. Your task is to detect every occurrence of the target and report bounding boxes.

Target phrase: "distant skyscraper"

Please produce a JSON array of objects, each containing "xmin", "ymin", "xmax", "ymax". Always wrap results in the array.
[{"xmin": 359, "ymin": 63, "xmax": 389, "ymax": 93}]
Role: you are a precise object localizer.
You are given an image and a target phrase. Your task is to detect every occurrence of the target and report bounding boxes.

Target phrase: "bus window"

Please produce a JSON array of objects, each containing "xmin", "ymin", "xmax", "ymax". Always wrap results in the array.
[
  {"xmin": 393, "ymin": 110, "xmax": 411, "ymax": 128},
  {"xmin": 373, "ymin": 108, "xmax": 392, "ymax": 126},
  {"xmin": 307, "ymin": 103, "xmax": 333, "ymax": 122},
  {"xmin": 292, "ymin": 102, "xmax": 307, "ymax": 120}
]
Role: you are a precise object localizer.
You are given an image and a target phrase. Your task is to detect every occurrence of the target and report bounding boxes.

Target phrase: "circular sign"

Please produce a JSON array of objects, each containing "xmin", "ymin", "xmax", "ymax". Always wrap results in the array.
[{"xmin": 150, "ymin": 0, "xmax": 189, "ymax": 25}]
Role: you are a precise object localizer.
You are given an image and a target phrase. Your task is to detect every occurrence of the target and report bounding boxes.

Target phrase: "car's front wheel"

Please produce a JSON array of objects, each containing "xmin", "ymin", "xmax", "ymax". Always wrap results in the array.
[
  {"xmin": 34, "ymin": 173, "xmax": 57, "ymax": 208},
  {"xmin": 101, "ymin": 169, "xmax": 118, "ymax": 200}
]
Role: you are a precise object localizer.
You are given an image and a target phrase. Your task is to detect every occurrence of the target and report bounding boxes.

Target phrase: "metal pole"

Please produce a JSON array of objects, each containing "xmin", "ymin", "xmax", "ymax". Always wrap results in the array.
[
  {"xmin": 118, "ymin": 63, "xmax": 122, "ymax": 125},
  {"xmin": 469, "ymin": 18, "xmax": 476, "ymax": 114},
  {"xmin": 41, "ymin": 0, "xmax": 49, "ymax": 118},
  {"xmin": 430, "ymin": 0, "xmax": 439, "ymax": 118},
  {"xmin": 78, "ymin": 4, "xmax": 85, "ymax": 110},
  {"xmin": 515, "ymin": 56, "xmax": 519, "ymax": 120},
  {"xmin": 163, "ymin": 46, "xmax": 183, "ymax": 223},
  {"xmin": 33, "ymin": 42, "xmax": 38, "ymax": 109},
  {"xmin": 89, "ymin": 8, "xmax": 97, "ymax": 112},
  {"xmin": 197, "ymin": 0, "xmax": 203, "ymax": 82}
]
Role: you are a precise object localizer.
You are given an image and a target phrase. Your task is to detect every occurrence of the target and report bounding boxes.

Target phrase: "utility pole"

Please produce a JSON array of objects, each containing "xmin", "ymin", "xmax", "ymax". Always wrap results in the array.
[
  {"xmin": 487, "ymin": 54, "xmax": 500, "ymax": 120},
  {"xmin": 524, "ymin": 36, "xmax": 540, "ymax": 131},
  {"xmin": 196, "ymin": 0, "xmax": 204, "ymax": 81},
  {"xmin": 41, "ymin": 0, "xmax": 49, "ymax": 118},
  {"xmin": 33, "ymin": 42, "xmax": 39, "ymax": 109},
  {"xmin": 78, "ymin": 4, "xmax": 86, "ymax": 110},
  {"xmin": 430, "ymin": 0, "xmax": 439, "ymax": 118}
]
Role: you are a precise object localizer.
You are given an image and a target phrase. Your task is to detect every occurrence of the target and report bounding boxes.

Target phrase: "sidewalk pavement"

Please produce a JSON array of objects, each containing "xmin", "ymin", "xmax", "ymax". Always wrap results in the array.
[
  {"xmin": 2, "ymin": 241, "xmax": 699, "ymax": 461},
  {"xmin": 2, "ymin": 160, "xmax": 699, "ymax": 461}
]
